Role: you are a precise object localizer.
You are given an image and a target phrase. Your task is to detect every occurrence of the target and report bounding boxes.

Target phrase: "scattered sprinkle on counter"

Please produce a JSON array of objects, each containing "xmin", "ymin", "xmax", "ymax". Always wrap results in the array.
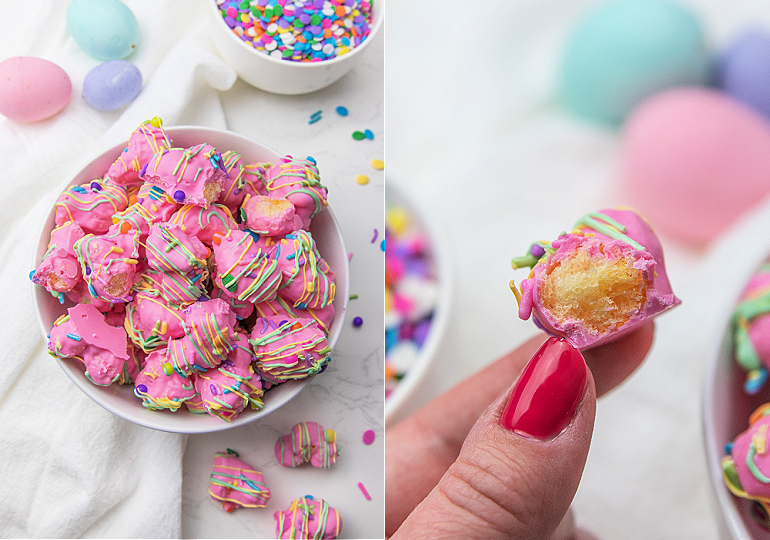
[
  {"xmin": 364, "ymin": 129, "xmax": 374, "ymax": 140},
  {"xmin": 363, "ymin": 429, "xmax": 375, "ymax": 445},
  {"xmin": 352, "ymin": 130, "xmax": 365, "ymax": 140},
  {"xmin": 371, "ymin": 159, "xmax": 384, "ymax": 170},
  {"xmin": 358, "ymin": 481, "xmax": 372, "ymax": 501},
  {"xmin": 309, "ymin": 110, "xmax": 322, "ymax": 124},
  {"xmin": 336, "ymin": 105, "xmax": 348, "ymax": 116},
  {"xmin": 353, "ymin": 316, "xmax": 363, "ymax": 327},
  {"xmin": 355, "ymin": 174, "xmax": 369, "ymax": 185}
]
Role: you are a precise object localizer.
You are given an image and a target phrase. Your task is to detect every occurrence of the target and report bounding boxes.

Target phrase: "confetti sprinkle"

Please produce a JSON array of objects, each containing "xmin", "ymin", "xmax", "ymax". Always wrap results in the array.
[
  {"xmin": 353, "ymin": 316, "xmax": 363, "ymax": 327},
  {"xmin": 352, "ymin": 130, "xmax": 365, "ymax": 141},
  {"xmin": 363, "ymin": 429, "xmax": 376, "ymax": 445},
  {"xmin": 358, "ymin": 482, "xmax": 371, "ymax": 501},
  {"xmin": 371, "ymin": 159, "xmax": 384, "ymax": 170},
  {"xmin": 356, "ymin": 174, "xmax": 369, "ymax": 185},
  {"xmin": 336, "ymin": 106, "xmax": 348, "ymax": 116},
  {"xmin": 371, "ymin": 229, "xmax": 378, "ymax": 243},
  {"xmin": 364, "ymin": 129, "xmax": 374, "ymax": 140}
]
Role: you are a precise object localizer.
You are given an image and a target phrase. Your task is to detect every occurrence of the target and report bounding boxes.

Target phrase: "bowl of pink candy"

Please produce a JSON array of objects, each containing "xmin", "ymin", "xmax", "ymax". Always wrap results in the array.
[
  {"xmin": 384, "ymin": 179, "xmax": 451, "ymax": 425},
  {"xmin": 206, "ymin": 0, "xmax": 383, "ymax": 95},
  {"xmin": 31, "ymin": 120, "xmax": 349, "ymax": 433}
]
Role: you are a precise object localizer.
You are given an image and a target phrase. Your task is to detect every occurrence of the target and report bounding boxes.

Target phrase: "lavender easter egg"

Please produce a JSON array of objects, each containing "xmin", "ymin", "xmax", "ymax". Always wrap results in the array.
[
  {"xmin": 82, "ymin": 60, "xmax": 142, "ymax": 111},
  {"xmin": 0, "ymin": 56, "xmax": 72, "ymax": 122},
  {"xmin": 718, "ymin": 29, "xmax": 770, "ymax": 120},
  {"xmin": 620, "ymin": 87, "xmax": 770, "ymax": 246}
]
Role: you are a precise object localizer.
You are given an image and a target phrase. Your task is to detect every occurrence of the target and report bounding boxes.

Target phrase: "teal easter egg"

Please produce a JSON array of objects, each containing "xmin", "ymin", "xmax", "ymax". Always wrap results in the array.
[
  {"xmin": 67, "ymin": 0, "xmax": 140, "ymax": 61},
  {"xmin": 560, "ymin": 0, "xmax": 709, "ymax": 125}
]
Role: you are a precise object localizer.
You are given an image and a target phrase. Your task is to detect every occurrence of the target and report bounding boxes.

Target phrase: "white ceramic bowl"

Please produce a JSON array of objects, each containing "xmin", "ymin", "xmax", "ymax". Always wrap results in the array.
[
  {"xmin": 384, "ymin": 178, "xmax": 452, "ymax": 427},
  {"xmin": 206, "ymin": 0, "xmax": 384, "ymax": 95},
  {"xmin": 32, "ymin": 126, "xmax": 349, "ymax": 434}
]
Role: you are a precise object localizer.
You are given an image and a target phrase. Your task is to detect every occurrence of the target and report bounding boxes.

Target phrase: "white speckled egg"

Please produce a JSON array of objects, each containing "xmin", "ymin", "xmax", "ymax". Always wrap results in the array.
[
  {"xmin": 0, "ymin": 56, "xmax": 72, "ymax": 122},
  {"xmin": 67, "ymin": 0, "xmax": 140, "ymax": 60},
  {"xmin": 82, "ymin": 60, "xmax": 142, "ymax": 111}
]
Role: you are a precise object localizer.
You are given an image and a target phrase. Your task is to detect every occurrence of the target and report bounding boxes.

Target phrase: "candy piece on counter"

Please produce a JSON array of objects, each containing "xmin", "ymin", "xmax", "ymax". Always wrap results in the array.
[
  {"xmin": 82, "ymin": 60, "xmax": 142, "ymax": 111},
  {"xmin": 209, "ymin": 450, "xmax": 271, "ymax": 512},
  {"xmin": 262, "ymin": 156, "xmax": 328, "ymax": 229},
  {"xmin": 0, "ymin": 56, "xmax": 72, "ymax": 122},
  {"xmin": 275, "ymin": 421, "xmax": 338, "ymax": 469},
  {"xmin": 559, "ymin": 0, "xmax": 708, "ymax": 125},
  {"xmin": 54, "ymin": 179, "xmax": 128, "ymax": 235},
  {"xmin": 730, "ymin": 263, "xmax": 770, "ymax": 394},
  {"xmin": 511, "ymin": 208, "xmax": 680, "ymax": 350},
  {"xmin": 48, "ymin": 303, "xmax": 130, "ymax": 386},
  {"xmin": 67, "ymin": 0, "xmax": 140, "ymax": 60},
  {"xmin": 73, "ymin": 227, "xmax": 139, "ymax": 303},
  {"xmin": 212, "ymin": 229, "xmax": 282, "ymax": 305},
  {"xmin": 134, "ymin": 348, "xmax": 196, "ymax": 411},
  {"xmin": 620, "ymin": 87, "xmax": 770, "ymax": 246},
  {"xmin": 274, "ymin": 230, "xmax": 336, "ymax": 310},
  {"xmin": 275, "ymin": 496, "xmax": 341, "ymax": 539},
  {"xmin": 241, "ymin": 195, "xmax": 303, "ymax": 237},
  {"xmin": 723, "ymin": 402, "xmax": 770, "ymax": 527},
  {"xmin": 107, "ymin": 120, "xmax": 173, "ymax": 187},
  {"xmin": 31, "ymin": 221, "xmax": 85, "ymax": 296},
  {"xmin": 250, "ymin": 317, "xmax": 331, "ymax": 384},
  {"xmin": 719, "ymin": 29, "xmax": 770, "ymax": 121},
  {"xmin": 140, "ymin": 143, "xmax": 228, "ymax": 207}
]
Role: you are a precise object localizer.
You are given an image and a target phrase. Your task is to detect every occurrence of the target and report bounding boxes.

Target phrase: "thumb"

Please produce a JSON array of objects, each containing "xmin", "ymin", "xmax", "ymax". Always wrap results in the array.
[{"xmin": 391, "ymin": 337, "xmax": 596, "ymax": 540}]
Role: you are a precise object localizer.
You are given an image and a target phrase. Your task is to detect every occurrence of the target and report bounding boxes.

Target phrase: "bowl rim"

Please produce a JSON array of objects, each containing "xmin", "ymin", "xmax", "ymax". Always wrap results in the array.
[
  {"xmin": 384, "ymin": 176, "xmax": 453, "ymax": 427},
  {"xmin": 31, "ymin": 125, "xmax": 350, "ymax": 434},
  {"xmin": 206, "ymin": 0, "xmax": 384, "ymax": 69}
]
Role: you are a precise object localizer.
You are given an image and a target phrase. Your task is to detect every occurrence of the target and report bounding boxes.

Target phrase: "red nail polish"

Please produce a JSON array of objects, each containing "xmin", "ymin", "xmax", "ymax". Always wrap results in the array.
[{"xmin": 499, "ymin": 337, "xmax": 587, "ymax": 440}]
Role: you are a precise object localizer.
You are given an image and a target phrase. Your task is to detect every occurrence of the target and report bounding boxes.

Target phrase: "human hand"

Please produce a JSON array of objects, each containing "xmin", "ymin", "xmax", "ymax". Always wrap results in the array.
[{"xmin": 385, "ymin": 321, "xmax": 655, "ymax": 539}]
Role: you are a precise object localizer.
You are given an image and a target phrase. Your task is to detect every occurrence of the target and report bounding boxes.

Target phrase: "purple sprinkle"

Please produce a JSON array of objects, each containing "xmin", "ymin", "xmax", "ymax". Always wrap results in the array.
[
  {"xmin": 85, "ymin": 266, "xmax": 91, "ymax": 276},
  {"xmin": 90, "ymin": 181, "xmax": 102, "ymax": 191},
  {"xmin": 529, "ymin": 244, "xmax": 546, "ymax": 258},
  {"xmin": 233, "ymin": 188, "xmax": 242, "ymax": 195},
  {"xmin": 353, "ymin": 316, "xmax": 363, "ymax": 327},
  {"xmin": 371, "ymin": 229, "xmax": 378, "ymax": 243},
  {"xmin": 139, "ymin": 162, "xmax": 148, "ymax": 176},
  {"xmin": 224, "ymin": 16, "xmax": 236, "ymax": 28},
  {"xmin": 136, "ymin": 384, "xmax": 148, "ymax": 394},
  {"xmin": 173, "ymin": 190, "xmax": 186, "ymax": 202},
  {"xmin": 210, "ymin": 384, "xmax": 218, "ymax": 396}
]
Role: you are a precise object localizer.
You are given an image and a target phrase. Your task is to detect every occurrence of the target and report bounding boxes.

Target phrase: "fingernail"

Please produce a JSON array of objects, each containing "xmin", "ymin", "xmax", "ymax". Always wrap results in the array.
[{"xmin": 499, "ymin": 337, "xmax": 587, "ymax": 440}]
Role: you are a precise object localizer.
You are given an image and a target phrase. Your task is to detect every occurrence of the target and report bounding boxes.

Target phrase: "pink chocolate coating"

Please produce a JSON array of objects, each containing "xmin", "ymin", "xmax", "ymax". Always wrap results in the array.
[
  {"xmin": 275, "ymin": 421, "xmax": 338, "ymax": 469},
  {"xmin": 729, "ymin": 406, "xmax": 770, "ymax": 500},
  {"xmin": 144, "ymin": 222, "xmax": 209, "ymax": 275},
  {"xmin": 54, "ymin": 179, "xmax": 128, "ymax": 235},
  {"xmin": 183, "ymin": 298, "xmax": 239, "ymax": 368},
  {"xmin": 133, "ymin": 269, "xmax": 205, "ymax": 310},
  {"xmin": 140, "ymin": 143, "xmax": 228, "ymax": 207},
  {"xmin": 262, "ymin": 156, "xmax": 327, "ymax": 229},
  {"xmin": 167, "ymin": 203, "xmax": 238, "ymax": 246},
  {"xmin": 216, "ymin": 150, "xmax": 247, "ymax": 214},
  {"xmin": 134, "ymin": 349, "xmax": 196, "ymax": 411},
  {"xmin": 124, "ymin": 290, "xmax": 186, "ymax": 352},
  {"xmin": 210, "ymin": 286, "xmax": 255, "ymax": 321},
  {"xmin": 250, "ymin": 316, "xmax": 331, "ymax": 383},
  {"xmin": 274, "ymin": 496, "xmax": 341, "ymax": 540},
  {"xmin": 212, "ymin": 229, "xmax": 282, "ymax": 305},
  {"xmin": 516, "ymin": 208, "xmax": 680, "ymax": 349},
  {"xmin": 106, "ymin": 122, "xmax": 173, "ymax": 188},
  {"xmin": 31, "ymin": 221, "xmax": 85, "ymax": 294},
  {"xmin": 73, "ymin": 228, "xmax": 140, "ymax": 303},
  {"xmin": 274, "ymin": 231, "xmax": 336, "ymax": 309},
  {"xmin": 209, "ymin": 451, "xmax": 271, "ymax": 511},
  {"xmin": 242, "ymin": 194, "xmax": 303, "ymax": 237},
  {"xmin": 254, "ymin": 297, "xmax": 335, "ymax": 335}
]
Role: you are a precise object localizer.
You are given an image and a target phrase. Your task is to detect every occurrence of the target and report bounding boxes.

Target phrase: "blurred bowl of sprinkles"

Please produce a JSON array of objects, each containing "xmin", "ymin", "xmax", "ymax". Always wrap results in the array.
[
  {"xmin": 206, "ymin": 0, "xmax": 383, "ymax": 95},
  {"xmin": 385, "ymin": 178, "xmax": 452, "ymax": 426}
]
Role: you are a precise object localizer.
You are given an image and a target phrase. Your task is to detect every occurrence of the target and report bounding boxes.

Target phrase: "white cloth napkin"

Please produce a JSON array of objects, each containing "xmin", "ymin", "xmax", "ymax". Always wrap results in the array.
[{"xmin": 0, "ymin": 0, "xmax": 238, "ymax": 536}]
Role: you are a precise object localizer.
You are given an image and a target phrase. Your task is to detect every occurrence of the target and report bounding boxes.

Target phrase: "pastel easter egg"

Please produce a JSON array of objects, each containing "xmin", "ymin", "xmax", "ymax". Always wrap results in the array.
[
  {"xmin": 82, "ymin": 60, "xmax": 142, "ymax": 111},
  {"xmin": 0, "ymin": 56, "xmax": 72, "ymax": 122},
  {"xmin": 560, "ymin": 0, "xmax": 709, "ymax": 125},
  {"xmin": 620, "ymin": 87, "xmax": 770, "ymax": 246},
  {"xmin": 67, "ymin": 0, "xmax": 140, "ymax": 61},
  {"xmin": 718, "ymin": 29, "xmax": 770, "ymax": 120}
]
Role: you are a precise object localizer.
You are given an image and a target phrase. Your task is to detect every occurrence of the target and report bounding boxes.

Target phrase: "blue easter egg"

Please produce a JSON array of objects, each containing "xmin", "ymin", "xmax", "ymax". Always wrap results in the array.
[
  {"xmin": 560, "ymin": 0, "xmax": 710, "ymax": 125},
  {"xmin": 67, "ymin": 0, "xmax": 140, "ymax": 61},
  {"xmin": 82, "ymin": 60, "xmax": 142, "ymax": 111},
  {"xmin": 718, "ymin": 29, "xmax": 770, "ymax": 120}
]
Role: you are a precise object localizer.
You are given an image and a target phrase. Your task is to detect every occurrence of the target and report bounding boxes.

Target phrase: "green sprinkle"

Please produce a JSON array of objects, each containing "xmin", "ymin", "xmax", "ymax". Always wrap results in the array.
[
  {"xmin": 226, "ymin": 448, "xmax": 239, "ymax": 457},
  {"xmin": 349, "ymin": 294, "xmax": 359, "ymax": 300},
  {"xmin": 352, "ymin": 131, "xmax": 365, "ymax": 140}
]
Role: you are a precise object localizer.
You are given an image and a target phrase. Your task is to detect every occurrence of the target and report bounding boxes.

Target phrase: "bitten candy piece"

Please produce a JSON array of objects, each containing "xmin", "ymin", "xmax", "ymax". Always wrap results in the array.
[
  {"xmin": 274, "ymin": 495, "xmax": 341, "ymax": 540},
  {"xmin": 731, "ymin": 264, "xmax": 770, "ymax": 394},
  {"xmin": 250, "ymin": 316, "xmax": 331, "ymax": 384},
  {"xmin": 262, "ymin": 156, "xmax": 328, "ymax": 229},
  {"xmin": 241, "ymin": 195, "xmax": 303, "ymax": 237},
  {"xmin": 511, "ymin": 208, "xmax": 680, "ymax": 349},
  {"xmin": 209, "ymin": 450, "xmax": 270, "ymax": 512},
  {"xmin": 275, "ymin": 421, "xmax": 338, "ymax": 469},
  {"xmin": 30, "ymin": 221, "xmax": 85, "ymax": 296},
  {"xmin": 723, "ymin": 403, "xmax": 770, "ymax": 527},
  {"xmin": 48, "ymin": 303, "xmax": 130, "ymax": 386},
  {"xmin": 140, "ymin": 143, "xmax": 228, "ymax": 207},
  {"xmin": 73, "ymin": 227, "xmax": 140, "ymax": 303},
  {"xmin": 212, "ymin": 229, "xmax": 282, "ymax": 305},
  {"xmin": 106, "ymin": 119, "xmax": 173, "ymax": 187},
  {"xmin": 54, "ymin": 178, "xmax": 128, "ymax": 235}
]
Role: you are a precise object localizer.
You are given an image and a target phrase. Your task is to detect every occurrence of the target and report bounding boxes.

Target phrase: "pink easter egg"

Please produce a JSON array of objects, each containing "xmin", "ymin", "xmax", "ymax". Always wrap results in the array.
[
  {"xmin": 0, "ymin": 57, "xmax": 72, "ymax": 122},
  {"xmin": 620, "ymin": 87, "xmax": 770, "ymax": 246}
]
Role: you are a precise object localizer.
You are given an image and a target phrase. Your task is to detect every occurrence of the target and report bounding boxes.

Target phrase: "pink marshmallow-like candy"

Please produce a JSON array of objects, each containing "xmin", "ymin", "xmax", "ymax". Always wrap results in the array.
[
  {"xmin": 254, "ymin": 296, "xmax": 335, "ymax": 335},
  {"xmin": 242, "ymin": 194, "xmax": 303, "ymax": 237},
  {"xmin": 106, "ymin": 121, "xmax": 173, "ymax": 188},
  {"xmin": 275, "ymin": 421, "xmax": 338, "ymax": 469},
  {"xmin": 140, "ymin": 143, "xmax": 228, "ymax": 207},
  {"xmin": 274, "ymin": 496, "xmax": 341, "ymax": 540},
  {"xmin": 54, "ymin": 178, "xmax": 128, "ymax": 235},
  {"xmin": 209, "ymin": 450, "xmax": 271, "ymax": 511},
  {"xmin": 730, "ymin": 266, "xmax": 770, "ymax": 394},
  {"xmin": 274, "ymin": 230, "xmax": 336, "ymax": 310},
  {"xmin": 48, "ymin": 303, "xmax": 130, "ymax": 386},
  {"xmin": 134, "ymin": 348, "xmax": 196, "ymax": 411},
  {"xmin": 73, "ymin": 227, "xmax": 140, "ymax": 303},
  {"xmin": 212, "ymin": 229, "xmax": 282, "ymax": 305},
  {"xmin": 513, "ymin": 208, "xmax": 680, "ymax": 350},
  {"xmin": 241, "ymin": 162, "xmax": 270, "ymax": 198},
  {"xmin": 133, "ymin": 269, "xmax": 205, "ymax": 310},
  {"xmin": 31, "ymin": 220, "xmax": 85, "ymax": 295},
  {"xmin": 195, "ymin": 339, "xmax": 264, "ymax": 421},
  {"xmin": 145, "ymin": 223, "xmax": 209, "ymax": 275},
  {"xmin": 216, "ymin": 150, "xmax": 247, "ymax": 214},
  {"xmin": 183, "ymin": 298, "xmax": 239, "ymax": 368},
  {"xmin": 250, "ymin": 316, "xmax": 331, "ymax": 384},
  {"xmin": 210, "ymin": 286, "xmax": 255, "ymax": 321},
  {"xmin": 123, "ymin": 290, "xmax": 186, "ymax": 352},
  {"xmin": 262, "ymin": 156, "xmax": 328, "ymax": 229},
  {"xmin": 167, "ymin": 203, "xmax": 238, "ymax": 247},
  {"xmin": 724, "ymin": 403, "xmax": 770, "ymax": 505}
]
